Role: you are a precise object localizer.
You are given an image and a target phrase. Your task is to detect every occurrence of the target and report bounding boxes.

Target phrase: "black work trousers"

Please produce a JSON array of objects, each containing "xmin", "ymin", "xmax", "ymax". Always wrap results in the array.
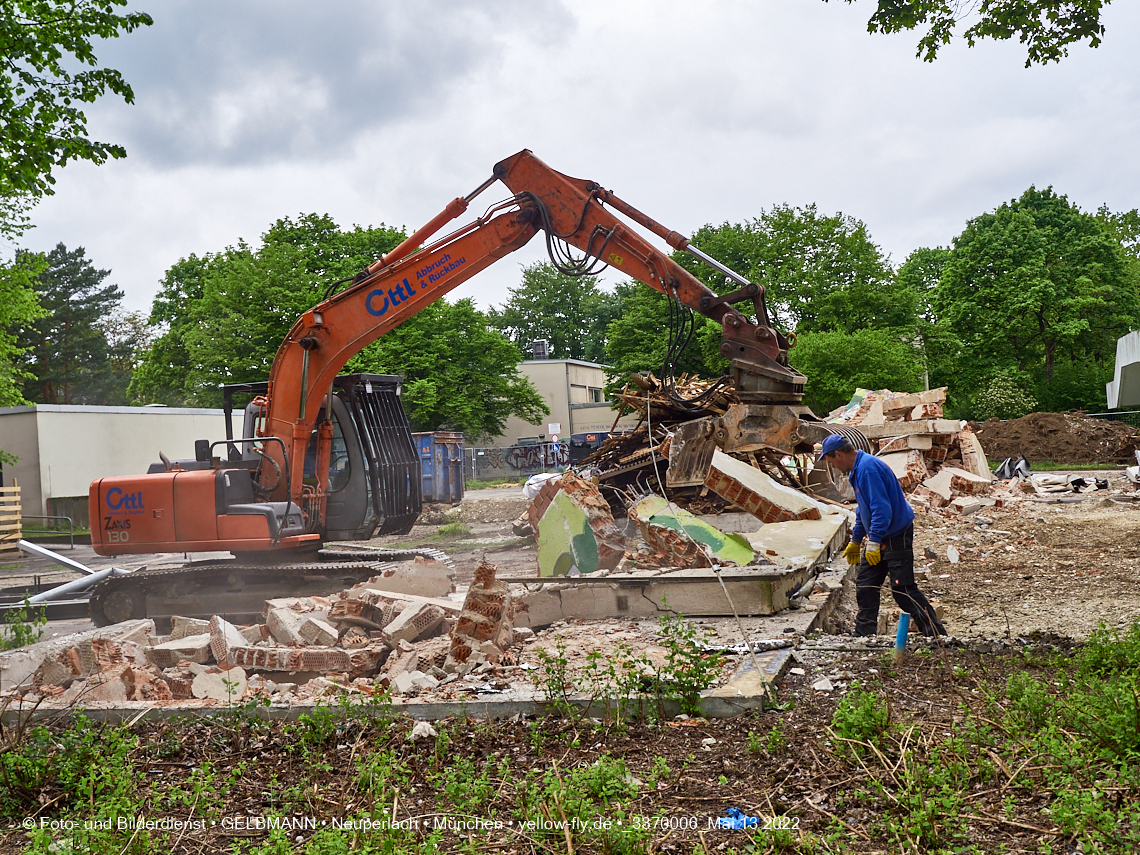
[{"xmin": 854, "ymin": 525, "xmax": 946, "ymax": 637}]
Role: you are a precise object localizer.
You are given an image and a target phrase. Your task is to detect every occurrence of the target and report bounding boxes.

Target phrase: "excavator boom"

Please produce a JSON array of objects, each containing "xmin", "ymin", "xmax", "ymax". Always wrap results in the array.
[{"xmin": 91, "ymin": 149, "xmax": 809, "ymax": 561}]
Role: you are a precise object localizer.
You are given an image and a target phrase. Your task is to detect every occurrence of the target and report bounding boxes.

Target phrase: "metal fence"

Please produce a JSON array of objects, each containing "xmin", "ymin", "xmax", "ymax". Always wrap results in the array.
[{"xmin": 1087, "ymin": 410, "xmax": 1140, "ymax": 429}]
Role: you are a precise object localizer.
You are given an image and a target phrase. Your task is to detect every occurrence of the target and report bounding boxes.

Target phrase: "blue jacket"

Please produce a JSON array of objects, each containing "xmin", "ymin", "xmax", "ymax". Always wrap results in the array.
[{"xmin": 849, "ymin": 450, "xmax": 915, "ymax": 544}]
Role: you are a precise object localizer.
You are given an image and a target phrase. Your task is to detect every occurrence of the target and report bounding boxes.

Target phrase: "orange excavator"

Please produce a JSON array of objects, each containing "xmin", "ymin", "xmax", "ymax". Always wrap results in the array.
[{"xmin": 86, "ymin": 150, "xmax": 837, "ymax": 625}]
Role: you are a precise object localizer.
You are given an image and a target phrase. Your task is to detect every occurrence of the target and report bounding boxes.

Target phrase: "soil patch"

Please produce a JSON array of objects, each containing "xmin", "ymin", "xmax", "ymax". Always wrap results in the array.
[{"xmin": 974, "ymin": 411, "xmax": 1140, "ymax": 464}]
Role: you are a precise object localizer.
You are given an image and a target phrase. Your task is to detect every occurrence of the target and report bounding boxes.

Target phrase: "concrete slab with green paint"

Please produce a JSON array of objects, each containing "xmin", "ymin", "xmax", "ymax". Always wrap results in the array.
[
  {"xmin": 632, "ymin": 495, "xmax": 754, "ymax": 566},
  {"xmin": 535, "ymin": 490, "xmax": 603, "ymax": 577}
]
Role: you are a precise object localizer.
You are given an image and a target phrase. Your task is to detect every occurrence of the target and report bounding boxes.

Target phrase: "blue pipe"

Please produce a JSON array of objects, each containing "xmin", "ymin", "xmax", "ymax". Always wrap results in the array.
[{"xmin": 894, "ymin": 613, "xmax": 910, "ymax": 662}]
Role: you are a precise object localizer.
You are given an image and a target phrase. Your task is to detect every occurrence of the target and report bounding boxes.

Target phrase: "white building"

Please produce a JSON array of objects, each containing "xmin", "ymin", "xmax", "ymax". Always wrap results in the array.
[{"xmin": 0, "ymin": 404, "xmax": 226, "ymax": 527}]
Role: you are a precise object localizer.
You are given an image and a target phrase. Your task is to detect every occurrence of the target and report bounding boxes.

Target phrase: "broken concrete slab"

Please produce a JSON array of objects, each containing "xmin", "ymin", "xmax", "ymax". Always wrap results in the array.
[
  {"xmin": 299, "ymin": 616, "xmax": 339, "ymax": 648},
  {"xmin": 528, "ymin": 471, "xmax": 625, "ymax": 577},
  {"xmin": 922, "ymin": 466, "xmax": 978, "ymax": 501},
  {"xmin": 0, "ymin": 619, "xmax": 155, "ymax": 693},
  {"xmin": 266, "ymin": 607, "xmax": 308, "ymax": 646},
  {"xmin": 169, "ymin": 616, "xmax": 211, "ymax": 640},
  {"xmin": 909, "ymin": 402, "xmax": 944, "ymax": 420},
  {"xmin": 879, "ymin": 450, "xmax": 929, "ymax": 491},
  {"xmin": 704, "ymin": 449, "xmax": 830, "ymax": 523},
  {"xmin": 949, "ymin": 469, "xmax": 993, "ymax": 496},
  {"xmin": 744, "ymin": 514, "xmax": 850, "ymax": 569},
  {"xmin": 146, "ymin": 633, "xmax": 212, "ymax": 669},
  {"xmin": 630, "ymin": 494, "xmax": 754, "ymax": 568},
  {"xmin": 880, "ymin": 387, "xmax": 948, "ymax": 415},
  {"xmin": 513, "ymin": 565, "xmax": 812, "ymax": 629},
  {"xmin": 695, "ymin": 513, "xmax": 763, "ymax": 533},
  {"xmin": 855, "ymin": 419, "xmax": 965, "ymax": 440},
  {"xmin": 958, "ymin": 427, "xmax": 993, "ymax": 480},
  {"xmin": 190, "ymin": 663, "xmax": 248, "ymax": 702},
  {"xmin": 381, "ymin": 602, "xmax": 447, "ymax": 646},
  {"xmin": 877, "ymin": 434, "xmax": 933, "ymax": 454},
  {"xmin": 208, "ymin": 616, "xmax": 248, "ymax": 665},
  {"xmin": 362, "ymin": 556, "xmax": 454, "ymax": 598}
]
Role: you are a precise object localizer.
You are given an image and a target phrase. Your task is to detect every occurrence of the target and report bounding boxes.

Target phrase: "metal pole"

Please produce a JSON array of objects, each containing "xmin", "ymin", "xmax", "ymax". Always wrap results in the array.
[
  {"xmin": 18, "ymin": 540, "xmax": 96, "ymax": 575},
  {"xmin": 27, "ymin": 567, "xmax": 129, "ymax": 604}
]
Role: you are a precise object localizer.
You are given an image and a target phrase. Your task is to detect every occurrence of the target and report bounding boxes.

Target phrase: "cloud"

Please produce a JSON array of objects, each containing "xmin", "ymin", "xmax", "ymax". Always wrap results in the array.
[
  {"xmin": 21, "ymin": 0, "xmax": 1140, "ymax": 318},
  {"xmin": 91, "ymin": 0, "xmax": 574, "ymax": 166}
]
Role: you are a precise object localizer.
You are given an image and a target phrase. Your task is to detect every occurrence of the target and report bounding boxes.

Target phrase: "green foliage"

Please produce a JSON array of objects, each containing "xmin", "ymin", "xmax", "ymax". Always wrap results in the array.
[
  {"xmin": 435, "ymin": 512, "xmax": 471, "ymax": 538},
  {"xmin": 675, "ymin": 205, "xmax": 914, "ymax": 336},
  {"xmin": 0, "ymin": 0, "xmax": 153, "ymax": 203},
  {"xmin": 788, "ymin": 327, "xmax": 925, "ymax": 414},
  {"xmin": 830, "ymin": 681, "xmax": 892, "ymax": 755},
  {"xmin": 349, "ymin": 297, "xmax": 548, "ymax": 439},
  {"xmin": 972, "ymin": 368, "xmax": 1039, "ymax": 421},
  {"xmin": 834, "ymin": 0, "xmax": 1111, "ymax": 67},
  {"xmin": 132, "ymin": 214, "xmax": 405, "ymax": 406},
  {"xmin": 656, "ymin": 611, "xmax": 725, "ymax": 717},
  {"xmin": 131, "ymin": 214, "xmax": 547, "ymax": 439},
  {"xmin": 930, "ymin": 187, "xmax": 1137, "ymax": 418},
  {"xmin": 15, "ymin": 243, "xmax": 131, "ymax": 404},
  {"xmin": 489, "ymin": 262, "xmax": 621, "ymax": 362},
  {"xmin": 0, "ymin": 597, "xmax": 46, "ymax": 650},
  {"xmin": 0, "ymin": 250, "xmax": 45, "ymax": 408}
]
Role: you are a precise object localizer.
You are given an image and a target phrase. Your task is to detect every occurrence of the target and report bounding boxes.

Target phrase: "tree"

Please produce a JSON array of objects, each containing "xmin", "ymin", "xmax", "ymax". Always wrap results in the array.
[
  {"xmin": 131, "ymin": 214, "xmax": 408, "ymax": 405},
  {"xmin": 14, "ymin": 243, "xmax": 128, "ymax": 404},
  {"xmin": 788, "ymin": 327, "xmax": 925, "ymax": 414},
  {"xmin": 931, "ymin": 186, "xmax": 1138, "ymax": 414},
  {"xmin": 674, "ymin": 205, "xmax": 916, "ymax": 337},
  {"xmin": 131, "ymin": 214, "xmax": 548, "ymax": 439},
  {"xmin": 0, "ymin": 252, "xmax": 45, "ymax": 408},
  {"xmin": 489, "ymin": 263, "xmax": 622, "ymax": 363},
  {"xmin": 831, "ymin": 0, "xmax": 1112, "ymax": 66},
  {"xmin": 349, "ymin": 299, "xmax": 548, "ymax": 440},
  {"xmin": 0, "ymin": 0, "xmax": 152, "ymax": 208},
  {"xmin": 603, "ymin": 282, "xmax": 724, "ymax": 389}
]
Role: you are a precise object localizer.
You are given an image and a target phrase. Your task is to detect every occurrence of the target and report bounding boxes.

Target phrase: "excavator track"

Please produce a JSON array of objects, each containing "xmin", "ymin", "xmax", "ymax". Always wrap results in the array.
[{"xmin": 89, "ymin": 547, "xmax": 453, "ymax": 628}]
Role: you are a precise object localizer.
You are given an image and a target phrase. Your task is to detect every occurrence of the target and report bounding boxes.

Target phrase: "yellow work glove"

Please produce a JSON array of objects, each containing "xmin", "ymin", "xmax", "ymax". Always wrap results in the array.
[
  {"xmin": 865, "ymin": 542, "xmax": 882, "ymax": 566},
  {"xmin": 842, "ymin": 541, "xmax": 861, "ymax": 566}
]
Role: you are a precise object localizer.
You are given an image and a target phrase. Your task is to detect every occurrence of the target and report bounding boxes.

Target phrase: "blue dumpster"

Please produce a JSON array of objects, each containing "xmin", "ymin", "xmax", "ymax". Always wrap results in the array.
[{"xmin": 413, "ymin": 432, "xmax": 465, "ymax": 503}]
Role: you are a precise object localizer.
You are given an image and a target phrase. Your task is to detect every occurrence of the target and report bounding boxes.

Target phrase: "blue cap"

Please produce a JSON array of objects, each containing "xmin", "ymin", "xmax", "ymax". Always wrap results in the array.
[{"xmin": 816, "ymin": 433, "xmax": 850, "ymax": 461}]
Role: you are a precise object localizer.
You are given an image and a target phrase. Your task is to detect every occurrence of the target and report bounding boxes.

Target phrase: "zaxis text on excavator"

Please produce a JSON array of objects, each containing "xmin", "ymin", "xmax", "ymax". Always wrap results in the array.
[{"xmin": 87, "ymin": 149, "xmax": 840, "ymax": 626}]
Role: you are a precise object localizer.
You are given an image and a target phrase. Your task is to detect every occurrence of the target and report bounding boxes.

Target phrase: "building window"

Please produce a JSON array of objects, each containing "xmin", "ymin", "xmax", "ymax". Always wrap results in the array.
[{"xmin": 589, "ymin": 387, "xmax": 605, "ymax": 403}]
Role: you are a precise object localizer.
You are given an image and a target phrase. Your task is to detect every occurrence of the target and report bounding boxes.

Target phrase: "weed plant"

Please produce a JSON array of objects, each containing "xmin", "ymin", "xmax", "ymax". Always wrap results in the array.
[{"xmin": 1, "ymin": 597, "xmax": 46, "ymax": 650}]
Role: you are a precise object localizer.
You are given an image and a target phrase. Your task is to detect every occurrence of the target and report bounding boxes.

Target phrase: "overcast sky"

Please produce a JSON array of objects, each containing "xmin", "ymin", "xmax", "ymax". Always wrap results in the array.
[{"xmin": 15, "ymin": 0, "xmax": 1140, "ymax": 316}]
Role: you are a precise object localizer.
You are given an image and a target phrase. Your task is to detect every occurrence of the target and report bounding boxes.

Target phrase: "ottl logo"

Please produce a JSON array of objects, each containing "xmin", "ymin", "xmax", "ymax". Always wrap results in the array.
[{"xmin": 106, "ymin": 486, "xmax": 144, "ymax": 511}]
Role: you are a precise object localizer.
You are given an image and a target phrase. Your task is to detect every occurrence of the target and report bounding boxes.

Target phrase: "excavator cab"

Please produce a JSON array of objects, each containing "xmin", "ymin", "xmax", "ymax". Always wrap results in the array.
[
  {"xmin": 224, "ymin": 373, "xmax": 422, "ymax": 541},
  {"xmin": 89, "ymin": 374, "xmax": 421, "ymax": 557}
]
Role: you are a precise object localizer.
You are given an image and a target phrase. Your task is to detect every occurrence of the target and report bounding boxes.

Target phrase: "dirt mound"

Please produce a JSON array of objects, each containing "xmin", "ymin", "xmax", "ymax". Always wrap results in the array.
[{"xmin": 973, "ymin": 412, "xmax": 1140, "ymax": 464}]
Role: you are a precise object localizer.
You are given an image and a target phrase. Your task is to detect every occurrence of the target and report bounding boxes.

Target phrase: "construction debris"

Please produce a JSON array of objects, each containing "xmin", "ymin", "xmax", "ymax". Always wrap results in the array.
[
  {"xmin": 526, "ymin": 470, "xmax": 624, "ymax": 577},
  {"xmin": 0, "ymin": 563, "xmax": 480, "ymax": 706},
  {"xmin": 629, "ymin": 494, "xmax": 754, "ymax": 568}
]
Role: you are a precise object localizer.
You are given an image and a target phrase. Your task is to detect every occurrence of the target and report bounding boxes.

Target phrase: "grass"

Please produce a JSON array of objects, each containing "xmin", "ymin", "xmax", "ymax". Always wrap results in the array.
[
  {"xmin": 465, "ymin": 476, "xmax": 526, "ymax": 490},
  {"xmin": 4, "ymin": 621, "xmax": 1140, "ymax": 853}
]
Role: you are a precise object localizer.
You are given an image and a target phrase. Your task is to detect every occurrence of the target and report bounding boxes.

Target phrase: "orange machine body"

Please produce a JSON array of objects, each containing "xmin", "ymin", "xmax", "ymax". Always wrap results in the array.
[{"xmin": 89, "ymin": 469, "xmax": 318, "ymax": 556}]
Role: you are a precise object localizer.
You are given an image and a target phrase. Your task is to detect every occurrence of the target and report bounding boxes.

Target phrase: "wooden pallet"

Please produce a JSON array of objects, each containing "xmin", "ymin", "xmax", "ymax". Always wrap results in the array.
[{"xmin": 0, "ymin": 481, "xmax": 21, "ymax": 560}]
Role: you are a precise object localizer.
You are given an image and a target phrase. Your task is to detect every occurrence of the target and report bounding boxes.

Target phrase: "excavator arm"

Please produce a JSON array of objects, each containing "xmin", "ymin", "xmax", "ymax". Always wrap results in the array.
[{"xmin": 262, "ymin": 150, "xmax": 806, "ymax": 528}]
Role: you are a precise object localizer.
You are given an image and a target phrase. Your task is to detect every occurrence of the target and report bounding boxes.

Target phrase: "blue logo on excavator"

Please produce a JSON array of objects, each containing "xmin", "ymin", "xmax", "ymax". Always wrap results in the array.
[
  {"xmin": 106, "ymin": 487, "xmax": 144, "ymax": 511},
  {"xmin": 366, "ymin": 278, "xmax": 417, "ymax": 317}
]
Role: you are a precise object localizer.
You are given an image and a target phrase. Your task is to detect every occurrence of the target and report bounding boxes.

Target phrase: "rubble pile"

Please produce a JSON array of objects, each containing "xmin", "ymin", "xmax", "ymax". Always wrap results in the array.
[
  {"xmin": 974, "ymin": 411, "xmax": 1140, "ymax": 465},
  {"xmin": 0, "ymin": 557, "xmax": 525, "ymax": 706},
  {"xmin": 820, "ymin": 386, "xmax": 1003, "ymax": 516},
  {"xmin": 585, "ymin": 373, "xmax": 800, "ymax": 516}
]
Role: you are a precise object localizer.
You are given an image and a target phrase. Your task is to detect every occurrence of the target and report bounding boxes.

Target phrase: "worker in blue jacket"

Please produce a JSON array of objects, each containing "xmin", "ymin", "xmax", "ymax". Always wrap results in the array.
[{"xmin": 817, "ymin": 434, "xmax": 947, "ymax": 637}]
